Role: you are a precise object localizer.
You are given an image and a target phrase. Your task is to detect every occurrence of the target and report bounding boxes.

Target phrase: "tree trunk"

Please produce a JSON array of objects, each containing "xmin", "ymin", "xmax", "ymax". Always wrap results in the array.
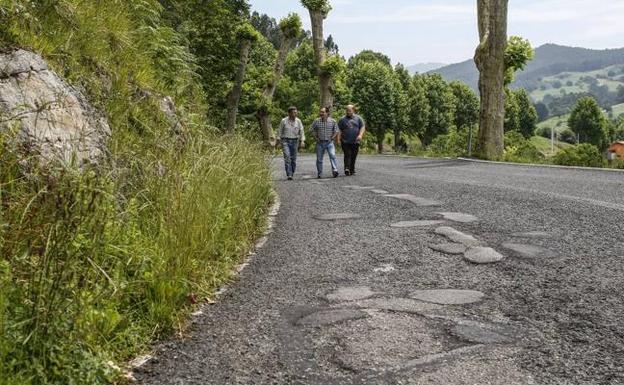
[
  {"xmin": 376, "ymin": 129, "xmax": 384, "ymax": 154},
  {"xmin": 259, "ymin": 34, "xmax": 295, "ymax": 147},
  {"xmin": 474, "ymin": 0, "xmax": 508, "ymax": 160},
  {"xmin": 226, "ymin": 39, "xmax": 252, "ymax": 134},
  {"xmin": 309, "ymin": 9, "xmax": 333, "ymax": 109},
  {"xmin": 393, "ymin": 127, "xmax": 400, "ymax": 152}
]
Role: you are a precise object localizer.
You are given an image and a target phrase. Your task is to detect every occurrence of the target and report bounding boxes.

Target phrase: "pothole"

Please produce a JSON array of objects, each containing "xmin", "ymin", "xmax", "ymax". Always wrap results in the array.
[
  {"xmin": 434, "ymin": 226, "xmax": 480, "ymax": 246},
  {"xmin": 450, "ymin": 320, "xmax": 521, "ymax": 344},
  {"xmin": 384, "ymin": 194, "xmax": 442, "ymax": 207},
  {"xmin": 391, "ymin": 220, "xmax": 445, "ymax": 228},
  {"xmin": 354, "ymin": 297, "xmax": 443, "ymax": 314},
  {"xmin": 502, "ymin": 242, "xmax": 555, "ymax": 259},
  {"xmin": 297, "ymin": 308, "xmax": 368, "ymax": 327},
  {"xmin": 429, "ymin": 242, "xmax": 467, "ymax": 255},
  {"xmin": 464, "ymin": 247, "xmax": 505, "ymax": 264},
  {"xmin": 326, "ymin": 286, "xmax": 377, "ymax": 302},
  {"xmin": 438, "ymin": 212, "xmax": 479, "ymax": 223},
  {"xmin": 410, "ymin": 289, "xmax": 485, "ymax": 305},
  {"xmin": 314, "ymin": 213, "xmax": 361, "ymax": 221},
  {"xmin": 330, "ymin": 310, "xmax": 450, "ymax": 372}
]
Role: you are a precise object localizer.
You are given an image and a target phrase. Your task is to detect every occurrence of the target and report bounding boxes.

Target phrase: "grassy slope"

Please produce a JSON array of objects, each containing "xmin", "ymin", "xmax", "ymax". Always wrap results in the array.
[
  {"xmin": 0, "ymin": 2, "xmax": 271, "ymax": 384},
  {"xmin": 531, "ymin": 136, "xmax": 573, "ymax": 156}
]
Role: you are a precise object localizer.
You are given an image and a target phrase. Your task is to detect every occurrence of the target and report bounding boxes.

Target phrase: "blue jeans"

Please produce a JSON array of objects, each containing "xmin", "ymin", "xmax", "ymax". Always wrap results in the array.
[
  {"xmin": 282, "ymin": 139, "xmax": 298, "ymax": 177},
  {"xmin": 316, "ymin": 140, "xmax": 338, "ymax": 176}
]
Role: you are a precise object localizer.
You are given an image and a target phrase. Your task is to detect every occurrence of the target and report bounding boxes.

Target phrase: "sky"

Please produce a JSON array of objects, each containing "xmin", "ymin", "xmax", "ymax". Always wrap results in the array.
[{"xmin": 248, "ymin": 0, "xmax": 624, "ymax": 65}]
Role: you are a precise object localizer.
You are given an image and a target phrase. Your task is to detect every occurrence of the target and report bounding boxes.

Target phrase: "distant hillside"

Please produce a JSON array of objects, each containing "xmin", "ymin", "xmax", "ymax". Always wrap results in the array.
[
  {"xmin": 430, "ymin": 44, "xmax": 624, "ymax": 92},
  {"xmin": 407, "ymin": 62, "xmax": 446, "ymax": 74}
]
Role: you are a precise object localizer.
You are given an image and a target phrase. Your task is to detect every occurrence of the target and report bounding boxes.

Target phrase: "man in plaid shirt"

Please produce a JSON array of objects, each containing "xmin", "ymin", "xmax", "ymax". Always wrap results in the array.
[{"xmin": 311, "ymin": 106, "xmax": 339, "ymax": 178}]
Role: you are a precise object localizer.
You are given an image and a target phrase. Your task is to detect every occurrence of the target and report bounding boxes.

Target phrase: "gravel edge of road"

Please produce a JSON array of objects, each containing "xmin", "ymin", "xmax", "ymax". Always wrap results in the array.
[{"xmin": 124, "ymin": 190, "xmax": 281, "ymax": 380}]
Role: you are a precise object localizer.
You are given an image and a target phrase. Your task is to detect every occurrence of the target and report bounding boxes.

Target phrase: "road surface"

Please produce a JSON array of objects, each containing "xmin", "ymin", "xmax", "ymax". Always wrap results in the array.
[{"xmin": 135, "ymin": 155, "xmax": 624, "ymax": 384}]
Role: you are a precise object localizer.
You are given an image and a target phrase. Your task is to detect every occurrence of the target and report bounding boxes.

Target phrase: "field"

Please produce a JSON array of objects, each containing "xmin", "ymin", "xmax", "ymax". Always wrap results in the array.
[{"xmin": 528, "ymin": 64, "xmax": 624, "ymax": 102}]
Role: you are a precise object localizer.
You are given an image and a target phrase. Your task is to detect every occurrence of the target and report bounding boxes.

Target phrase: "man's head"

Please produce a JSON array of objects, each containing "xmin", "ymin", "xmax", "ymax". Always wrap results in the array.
[
  {"xmin": 346, "ymin": 104, "xmax": 355, "ymax": 117},
  {"xmin": 319, "ymin": 106, "xmax": 330, "ymax": 120},
  {"xmin": 288, "ymin": 106, "xmax": 298, "ymax": 119}
]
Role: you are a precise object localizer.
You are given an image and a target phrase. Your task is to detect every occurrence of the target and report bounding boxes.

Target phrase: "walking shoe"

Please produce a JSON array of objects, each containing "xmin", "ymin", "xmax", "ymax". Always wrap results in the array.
[
  {"xmin": 352, "ymin": 170, "xmax": 356, "ymax": 175},
  {"xmin": 332, "ymin": 170, "xmax": 339, "ymax": 178},
  {"xmin": 344, "ymin": 169, "xmax": 351, "ymax": 176},
  {"xmin": 317, "ymin": 175, "xmax": 322, "ymax": 179},
  {"xmin": 287, "ymin": 176, "xmax": 293, "ymax": 180}
]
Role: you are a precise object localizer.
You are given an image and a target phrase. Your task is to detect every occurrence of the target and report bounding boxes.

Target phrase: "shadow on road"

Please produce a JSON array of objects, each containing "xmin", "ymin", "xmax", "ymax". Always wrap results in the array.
[{"xmin": 401, "ymin": 159, "xmax": 471, "ymax": 169}]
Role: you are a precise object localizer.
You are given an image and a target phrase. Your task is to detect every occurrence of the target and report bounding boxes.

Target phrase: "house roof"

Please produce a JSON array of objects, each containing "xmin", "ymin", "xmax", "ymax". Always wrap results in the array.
[{"xmin": 610, "ymin": 141, "xmax": 624, "ymax": 146}]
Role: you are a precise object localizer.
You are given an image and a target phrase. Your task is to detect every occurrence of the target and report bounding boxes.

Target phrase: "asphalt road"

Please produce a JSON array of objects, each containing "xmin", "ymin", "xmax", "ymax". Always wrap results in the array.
[{"xmin": 135, "ymin": 155, "xmax": 624, "ymax": 385}]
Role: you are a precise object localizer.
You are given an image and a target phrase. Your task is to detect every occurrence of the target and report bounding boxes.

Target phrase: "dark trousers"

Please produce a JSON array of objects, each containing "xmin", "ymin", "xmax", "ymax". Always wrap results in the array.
[{"xmin": 341, "ymin": 142, "xmax": 360, "ymax": 173}]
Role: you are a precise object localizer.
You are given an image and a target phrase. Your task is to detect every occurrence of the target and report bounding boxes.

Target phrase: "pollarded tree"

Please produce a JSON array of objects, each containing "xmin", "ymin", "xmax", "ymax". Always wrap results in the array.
[
  {"xmin": 226, "ymin": 23, "xmax": 261, "ymax": 133},
  {"xmin": 419, "ymin": 74, "xmax": 456, "ymax": 147},
  {"xmin": 301, "ymin": 0, "xmax": 334, "ymax": 109},
  {"xmin": 474, "ymin": 0, "xmax": 508, "ymax": 159},
  {"xmin": 349, "ymin": 61, "xmax": 398, "ymax": 153},
  {"xmin": 257, "ymin": 13, "xmax": 302, "ymax": 146},
  {"xmin": 568, "ymin": 96, "xmax": 608, "ymax": 148}
]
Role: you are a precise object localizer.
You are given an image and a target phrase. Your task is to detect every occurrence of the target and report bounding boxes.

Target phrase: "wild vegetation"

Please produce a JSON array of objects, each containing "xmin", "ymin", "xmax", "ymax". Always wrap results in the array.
[{"xmin": 0, "ymin": 1, "xmax": 271, "ymax": 383}]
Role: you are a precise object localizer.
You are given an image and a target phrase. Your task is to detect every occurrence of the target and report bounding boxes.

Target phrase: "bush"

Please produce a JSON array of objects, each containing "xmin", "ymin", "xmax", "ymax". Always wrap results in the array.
[
  {"xmin": 559, "ymin": 128, "xmax": 577, "ymax": 144},
  {"xmin": 612, "ymin": 160, "xmax": 624, "ymax": 169},
  {"xmin": 535, "ymin": 126, "xmax": 551, "ymax": 139},
  {"xmin": 552, "ymin": 143, "xmax": 605, "ymax": 167},
  {"xmin": 503, "ymin": 131, "xmax": 545, "ymax": 163},
  {"xmin": 426, "ymin": 127, "xmax": 472, "ymax": 157}
]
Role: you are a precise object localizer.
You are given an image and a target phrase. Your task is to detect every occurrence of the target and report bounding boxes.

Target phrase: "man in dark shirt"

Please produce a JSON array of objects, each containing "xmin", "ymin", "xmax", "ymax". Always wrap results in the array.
[{"xmin": 337, "ymin": 105, "xmax": 366, "ymax": 176}]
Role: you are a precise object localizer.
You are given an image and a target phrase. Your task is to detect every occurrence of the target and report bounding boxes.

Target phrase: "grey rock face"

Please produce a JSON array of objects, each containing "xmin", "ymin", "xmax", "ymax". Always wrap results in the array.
[
  {"xmin": 464, "ymin": 247, "xmax": 505, "ymax": 264},
  {"xmin": 0, "ymin": 49, "xmax": 110, "ymax": 165}
]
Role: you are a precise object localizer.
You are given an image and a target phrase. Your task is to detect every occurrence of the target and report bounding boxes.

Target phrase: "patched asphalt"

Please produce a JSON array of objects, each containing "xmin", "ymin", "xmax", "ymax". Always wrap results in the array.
[{"xmin": 134, "ymin": 155, "xmax": 624, "ymax": 385}]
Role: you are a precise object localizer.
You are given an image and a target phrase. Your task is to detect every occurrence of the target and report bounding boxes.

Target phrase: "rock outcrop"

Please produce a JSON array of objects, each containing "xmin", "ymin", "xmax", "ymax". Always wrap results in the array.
[{"xmin": 0, "ymin": 49, "xmax": 110, "ymax": 165}]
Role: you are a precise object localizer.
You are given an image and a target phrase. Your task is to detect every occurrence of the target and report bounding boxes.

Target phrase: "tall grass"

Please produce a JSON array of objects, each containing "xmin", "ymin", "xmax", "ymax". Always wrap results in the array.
[{"xmin": 0, "ymin": 1, "xmax": 272, "ymax": 383}]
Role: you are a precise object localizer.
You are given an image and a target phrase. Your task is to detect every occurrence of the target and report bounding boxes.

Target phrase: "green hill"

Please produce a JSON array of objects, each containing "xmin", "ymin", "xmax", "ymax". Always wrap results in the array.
[{"xmin": 431, "ymin": 44, "xmax": 624, "ymax": 90}]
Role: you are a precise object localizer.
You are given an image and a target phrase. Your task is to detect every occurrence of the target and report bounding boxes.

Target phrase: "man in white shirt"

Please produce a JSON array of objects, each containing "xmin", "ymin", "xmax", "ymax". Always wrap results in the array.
[{"xmin": 278, "ymin": 106, "xmax": 305, "ymax": 180}]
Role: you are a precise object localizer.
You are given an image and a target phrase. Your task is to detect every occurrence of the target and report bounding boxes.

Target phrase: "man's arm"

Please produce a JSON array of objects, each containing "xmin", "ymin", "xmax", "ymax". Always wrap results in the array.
[
  {"xmin": 357, "ymin": 117, "xmax": 366, "ymax": 141},
  {"xmin": 331, "ymin": 120, "xmax": 339, "ymax": 141},
  {"xmin": 311, "ymin": 120, "xmax": 318, "ymax": 140},
  {"xmin": 278, "ymin": 119, "xmax": 286, "ymax": 141},
  {"xmin": 298, "ymin": 119, "xmax": 306, "ymax": 146}
]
